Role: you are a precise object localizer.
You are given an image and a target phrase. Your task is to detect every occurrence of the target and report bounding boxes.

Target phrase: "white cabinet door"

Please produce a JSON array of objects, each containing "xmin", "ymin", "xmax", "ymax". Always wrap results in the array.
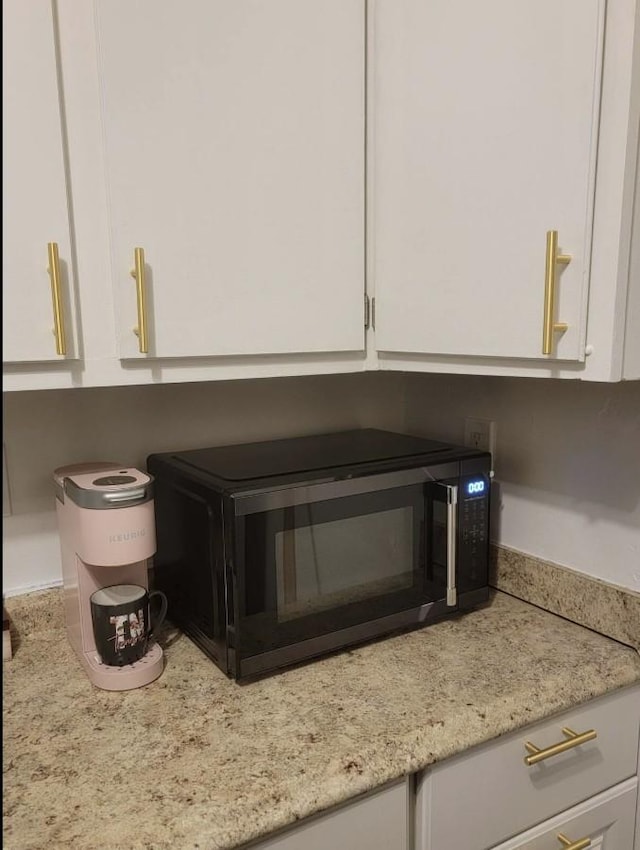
[
  {"xmin": 95, "ymin": 0, "xmax": 365, "ymax": 360},
  {"xmin": 2, "ymin": 0, "xmax": 78, "ymax": 364},
  {"xmin": 372, "ymin": 0, "xmax": 604, "ymax": 362},
  {"xmin": 491, "ymin": 777, "xmax": 638, "ymax": 850}
]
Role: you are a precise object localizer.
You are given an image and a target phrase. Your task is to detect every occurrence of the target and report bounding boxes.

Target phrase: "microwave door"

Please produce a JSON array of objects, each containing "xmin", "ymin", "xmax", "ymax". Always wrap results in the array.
[
  {"xmin": 233, "ymin": 464, "xmax": 460, "ymax": 677},
  {"xmin": 427, "ymin": 482, "xmax": 459, "ymax": 608}
]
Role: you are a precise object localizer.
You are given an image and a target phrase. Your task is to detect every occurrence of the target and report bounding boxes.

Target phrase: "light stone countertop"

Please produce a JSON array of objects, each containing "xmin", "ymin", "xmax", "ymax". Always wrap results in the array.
[{"xmin": 3, "ymin": 588, "xmax": 640, "ymax": 850}]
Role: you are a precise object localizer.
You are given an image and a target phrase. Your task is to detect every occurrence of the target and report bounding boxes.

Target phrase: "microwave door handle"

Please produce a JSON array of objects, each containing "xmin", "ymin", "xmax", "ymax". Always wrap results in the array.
[
  {"xmin": 446, "ymin": 485, "xmax": 458, "ymax": 606},
  {"xmin": 433, "ymin": 483, "xmax": 458, "ymax": 607}
]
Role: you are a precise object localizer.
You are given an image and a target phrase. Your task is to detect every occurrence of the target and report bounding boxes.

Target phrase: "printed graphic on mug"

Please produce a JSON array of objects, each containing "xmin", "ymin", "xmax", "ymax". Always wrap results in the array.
[{"xmin": 110, "ymin": 609, "xmax": 146, "ymax": 651}]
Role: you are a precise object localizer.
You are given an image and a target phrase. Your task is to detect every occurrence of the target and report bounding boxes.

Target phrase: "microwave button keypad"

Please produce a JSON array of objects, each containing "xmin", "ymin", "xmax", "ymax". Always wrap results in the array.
[{"xmin": 460, "ymin": 479, "xmax": 489, "ymax": 585}]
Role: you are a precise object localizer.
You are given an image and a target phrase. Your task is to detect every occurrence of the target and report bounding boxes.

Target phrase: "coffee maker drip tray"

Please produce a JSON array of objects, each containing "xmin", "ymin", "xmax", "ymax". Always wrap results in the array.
[{"xmin": 82, "ymin": 642, "xmax": 164, "ymax": 691}]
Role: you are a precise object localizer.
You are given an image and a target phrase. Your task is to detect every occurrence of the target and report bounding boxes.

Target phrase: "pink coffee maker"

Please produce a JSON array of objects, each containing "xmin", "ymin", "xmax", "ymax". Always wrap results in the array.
[{"xmin": 53, "ymin": 462, "xmax": 164, "ymax": 691}]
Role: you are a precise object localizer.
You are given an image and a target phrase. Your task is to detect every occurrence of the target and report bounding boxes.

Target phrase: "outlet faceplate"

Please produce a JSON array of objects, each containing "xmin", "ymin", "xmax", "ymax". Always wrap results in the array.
[{"xmin": 464, "ymin": 418, "xmax": 496, "ymax": 457}]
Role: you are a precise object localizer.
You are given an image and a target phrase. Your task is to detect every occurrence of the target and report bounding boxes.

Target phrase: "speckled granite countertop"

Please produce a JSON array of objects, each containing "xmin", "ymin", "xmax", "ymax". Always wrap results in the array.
[{"xmin": 3, "ymin": 589, "xmax": 640, "ymax": 850}]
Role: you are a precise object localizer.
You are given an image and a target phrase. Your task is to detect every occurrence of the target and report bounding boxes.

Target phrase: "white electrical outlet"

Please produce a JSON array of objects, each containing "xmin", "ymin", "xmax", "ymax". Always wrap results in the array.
[
  {"xmin": 3, "ymin": 445, "xmax": 12, "ymax": 518},
  {"xmin": 464, "ymin": 418, "xmax": 496, "ymax": 457}
]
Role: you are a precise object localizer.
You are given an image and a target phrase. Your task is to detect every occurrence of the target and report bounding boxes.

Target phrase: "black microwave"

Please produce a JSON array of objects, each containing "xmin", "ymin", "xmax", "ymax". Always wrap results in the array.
[{"xmin": 147, "ymin": 429, "xmax": 492, "ymax": 681}]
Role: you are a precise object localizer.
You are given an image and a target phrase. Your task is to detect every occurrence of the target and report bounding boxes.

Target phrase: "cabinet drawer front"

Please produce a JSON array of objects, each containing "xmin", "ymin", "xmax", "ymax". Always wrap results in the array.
[
  {"xmin": 417, "ymin": 685, "xmax": 640, "ymax": 850},
  {"xmin": 248, "ymin": 779, "xmax": 408, "ymax": 850},
  {"xmin": 491, "ymin": 776, "xmax": 638, "ymax": 849}
]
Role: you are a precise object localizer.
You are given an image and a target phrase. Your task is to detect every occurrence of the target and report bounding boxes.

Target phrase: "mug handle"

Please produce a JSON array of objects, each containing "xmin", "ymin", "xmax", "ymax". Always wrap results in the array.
[{"xmin": 148, "ymin": 590, "xmax": 168, "ymax": 639}]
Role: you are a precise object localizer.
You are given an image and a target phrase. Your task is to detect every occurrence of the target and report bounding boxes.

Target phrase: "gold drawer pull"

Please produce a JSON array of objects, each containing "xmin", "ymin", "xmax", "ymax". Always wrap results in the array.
[
  {"xmin": 130, "ymin": 246, "xmax": 149, "ymax": 353},
  {"xmin": 557, "ymin": 832, "xmax": 591, "ymax": 850},
  {"xmin": 524, "ymin": 727, "xmax": 597, "ymax": 766},
  {"xmin": 542, "ymin": 229, "xmax": 571, "ymax": 355},
  {"xmin": 47, "ymin": 242, "xmax": 67, "ymax": 355}
]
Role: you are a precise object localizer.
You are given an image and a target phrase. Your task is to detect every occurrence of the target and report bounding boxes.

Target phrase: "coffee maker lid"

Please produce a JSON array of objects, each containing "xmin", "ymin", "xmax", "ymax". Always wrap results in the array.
[
  {"xmin": 53, "ymin": 461, "xmax": 121, "ymax": 485},
  {"xmin": 55, "ymin": 465, "xmax": 153, "ymax": 510},
  {"xmin": 53, "ymin": 462, "xmax": 121, "ymax": 503}
]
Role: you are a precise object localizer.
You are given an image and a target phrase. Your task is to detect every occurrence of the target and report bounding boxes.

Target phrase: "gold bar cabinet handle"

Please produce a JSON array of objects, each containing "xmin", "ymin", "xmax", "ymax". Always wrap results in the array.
[
  {"xmin": 130, "ymin": 246, "xmax": 149, "ymax": 354},
  {"xmin": 47, "ymin": 242, "xmax": 67, "ymax": 355},
  {"xmin": 557, "ymin": 832, "xmax": 591, "ymax": 850},
  {"xmin": 524, "ymin": 727, "xmax": 597, "ymax": 766},
  {"xmin": 542, "ymin": 230, "xmax": 571, "ymax": 355}
]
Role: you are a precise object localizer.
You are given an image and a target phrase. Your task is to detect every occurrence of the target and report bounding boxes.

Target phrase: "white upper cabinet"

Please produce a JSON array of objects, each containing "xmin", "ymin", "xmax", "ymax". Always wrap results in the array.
[
  {"xmin": 94, "ymin": 0, "xmax": 365, "ymax": 360},
  {"xmin": 371, "ymin": 0, "xmax": 640, "ymax": 380},
  {"xmin": 372, "ymin": 0, "xmax": 604, "ymax": 362},
  {"xmin": 2, "ymin": 0, "xmax": 79, "ymax": 364},
  {"xmin": 4, "ymin": 0, "xmax": 637, "ymax": 389}
]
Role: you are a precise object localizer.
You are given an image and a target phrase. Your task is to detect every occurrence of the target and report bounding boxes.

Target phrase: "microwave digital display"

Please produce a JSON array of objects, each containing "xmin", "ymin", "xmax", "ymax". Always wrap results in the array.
[{"xmin": 465, "ymin": 478, "xmax": 486, "ymax": 497}]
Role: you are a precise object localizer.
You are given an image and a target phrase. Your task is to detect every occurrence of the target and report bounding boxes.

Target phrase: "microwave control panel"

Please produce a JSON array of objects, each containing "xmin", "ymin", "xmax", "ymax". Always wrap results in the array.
[{"xmin": 459, "ymin": 476, "xmax": 490, "ymax": 586}]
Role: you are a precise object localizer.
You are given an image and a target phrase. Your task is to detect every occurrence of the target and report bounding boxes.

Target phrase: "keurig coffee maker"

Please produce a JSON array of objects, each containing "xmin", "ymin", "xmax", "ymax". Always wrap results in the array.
[{"xmin": 53, "ymin": 463, "xmax": 164, "ymax": 691}]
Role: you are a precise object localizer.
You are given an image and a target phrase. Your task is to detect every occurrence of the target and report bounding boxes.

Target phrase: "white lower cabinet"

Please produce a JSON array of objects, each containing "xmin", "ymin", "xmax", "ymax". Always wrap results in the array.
[
  {"xmin": 491, "ymin": 777, "xmax": 637, "ymax": 850},
  {"xmin": 247, "ymin": 778, "xmax": 409, "ymax": 850},
  {"xmin": 416, "ymin": 685, "xmax": 640, "ymax": 850}
]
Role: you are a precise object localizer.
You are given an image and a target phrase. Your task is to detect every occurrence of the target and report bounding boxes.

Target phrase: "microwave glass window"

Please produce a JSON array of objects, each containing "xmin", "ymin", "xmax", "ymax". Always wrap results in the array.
[
  {"xmin": 237, "ymin": 484, "xmax": 450, "ymax": 657},
  {"xmin": 274, "ymin": 506, "xmax": 415, "ymax": 622}
]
